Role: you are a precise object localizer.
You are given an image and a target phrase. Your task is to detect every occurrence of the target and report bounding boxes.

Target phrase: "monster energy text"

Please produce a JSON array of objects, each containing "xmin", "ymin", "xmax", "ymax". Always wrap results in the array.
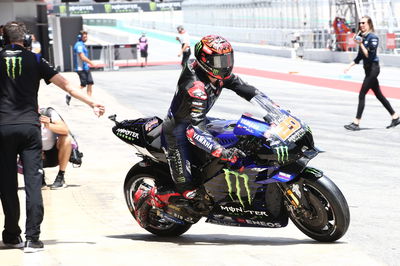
[
  {"xmin": 4, "ymin": 57, "xmax": 22, "ymax": 79},
  {"xmin": 223, "ymin": 169, "xmax": 252, "ymax": 207},
  {"xmin": 275, "ymin": 146, "xmax": 289, "ymax": 163}
]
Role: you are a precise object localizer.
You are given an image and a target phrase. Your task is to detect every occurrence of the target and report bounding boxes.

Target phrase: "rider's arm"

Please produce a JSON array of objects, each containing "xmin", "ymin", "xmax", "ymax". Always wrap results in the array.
[
  {"xmin": 224, "ymin": 74, "xmax": 259, "ymax": 101},
  {"xmin": 224, "ymin": 74, "xmax": 282, "ymax": 122},
  {"xmin": 224, "ymin": 74, "xmax": 277, "ymax": 108},
  {"xmin": 184, "ymin": 81, "xmax": 225, "ymax": 156}
]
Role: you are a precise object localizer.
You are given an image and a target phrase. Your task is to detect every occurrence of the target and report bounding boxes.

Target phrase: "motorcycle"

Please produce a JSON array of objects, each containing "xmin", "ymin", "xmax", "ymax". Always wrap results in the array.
[{"xmin": 109, "ymin": 98, "xmax": 350, "ymax": 242}]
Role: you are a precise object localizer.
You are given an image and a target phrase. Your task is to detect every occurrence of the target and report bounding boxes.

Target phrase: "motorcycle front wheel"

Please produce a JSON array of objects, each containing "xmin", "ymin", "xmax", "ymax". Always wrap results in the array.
[
  {"xmin": 124, "ymin": 173, "xmax": 192, "ymax": 237},
  {"xmin": 286, "ymin": 175, "xmax": 350, "ymax": 242}
]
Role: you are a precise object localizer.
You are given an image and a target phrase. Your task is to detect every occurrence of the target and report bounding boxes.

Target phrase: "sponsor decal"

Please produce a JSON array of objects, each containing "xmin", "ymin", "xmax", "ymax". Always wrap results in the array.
[
  {"xmin": 104, "ymin": 4, "xmax": 112, "ymax": 13},
  {"xmin": 144, "ymin": 118, "xmax": 159, "ymax": 132},
  {"xmin": 286, "ymin": 127, "xmax": 306, "ymax": 142},
  {"xmin": 277, "ymin": 172, "xmax": 291, "ymax": 181},
  {"xmin": 69, "ymin": 5, "xmax": 94, "ymax": 13},
  {"xmin": 116, "ymin": 128, "xmax": 139, "ymax": 140},
  {"xmin": 220, "ymin": 205, "xmax": 268, "ymax": 217},
  {"xmin": 274, "ymin": 116, "xmax": 301, "ymax": 141},
  {"xmin": 212, "ymin": 69, "xmax": 220, "ymax": 75},
  {"xmin": 291, "ymin": 184, "xmax": 301, "ymax": 199},
  {"xmin": 4, "ymin": 57, "xmax": 22, "ymax": 79},
  {"xmin": 183, "ymin": 189, "xmax": 196, "ymax": 199},
  {"xmin": 193, "ymin": 132, "xmax": 213, "ymax": 151},
  {"xmin": 185, "ymin": 160, "xmax": 191, "ymax": 175},
  {"xmin": 223, "ymin": 169, "xmax": 252, "ymax": 207},
  {"xmin": 59, "ymin": 5, "xmax": 66, "ymax": 14},
  {"xmin": 186, "ymin": 128, "xmax": 195, "ymax": 145},
  {"xmin": 274, "ymin": 146, "xmax": 289, "ymax": 163},
  {"xmin": 195, "ymin": 42, "xmax": 202, "ymax": 55},
  {"xmin": 202, "ymin": 45, "xmax": 212, "ymax": 54},
  {"xmin": 236, "ymin": 218, "xmax": 282, "ymax": 228},
  {"xmin": 304, "ymin": 167, "xmax": 323, "ymax": 177},
  {"xmin": 192, "ymin": 101, "xmax": 204, "ymax": 108},
  {"xmin": 188, "ymin": 81, "xmax": 207, "ymax": 100}
]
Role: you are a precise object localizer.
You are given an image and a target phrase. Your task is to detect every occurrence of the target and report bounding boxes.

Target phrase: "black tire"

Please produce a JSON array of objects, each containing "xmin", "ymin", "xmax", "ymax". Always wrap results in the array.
[
  {"xmin": 288, "ymin": 175, "xmax": 350, "ymax": 242},
  {"xmin": 124, "ymin": 173, "xmax": 192, "ymax": 237}
]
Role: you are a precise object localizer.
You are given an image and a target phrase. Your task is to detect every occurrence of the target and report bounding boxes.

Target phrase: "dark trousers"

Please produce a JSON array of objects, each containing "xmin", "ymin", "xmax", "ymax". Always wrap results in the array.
[
  {"xmin": 356, "ymin": 62, "xmax": 395, "ymax": 119},
  {"xmin": 0, "ymin": 124, "xmax": 44, "ymax": 241},
  {"xmin": 162, "ymin": 120, "xmax": 195, "ymax": 193}
]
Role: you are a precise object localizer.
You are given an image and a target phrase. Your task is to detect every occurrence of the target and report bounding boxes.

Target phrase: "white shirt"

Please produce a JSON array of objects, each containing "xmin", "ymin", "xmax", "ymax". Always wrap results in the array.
[
  {"xmin": 40, "ymin": 108, "xmax": 62, "ymax": 151},
  {"xmin": 177, "ymin": 31, "xmax": 190, "ymax": 52}
]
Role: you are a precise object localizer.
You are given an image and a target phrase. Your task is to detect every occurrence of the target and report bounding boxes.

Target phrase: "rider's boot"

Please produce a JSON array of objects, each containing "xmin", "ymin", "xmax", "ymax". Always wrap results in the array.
[{"xmin": 170, "ymin": 186, "xmax": 213, "ymax": 216}]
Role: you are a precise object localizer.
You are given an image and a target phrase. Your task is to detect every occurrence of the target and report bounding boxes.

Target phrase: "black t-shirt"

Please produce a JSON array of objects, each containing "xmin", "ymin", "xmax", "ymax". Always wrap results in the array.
[{"xmin": 0, "ymin": 44, "xmax": 58, "ymax": 126}]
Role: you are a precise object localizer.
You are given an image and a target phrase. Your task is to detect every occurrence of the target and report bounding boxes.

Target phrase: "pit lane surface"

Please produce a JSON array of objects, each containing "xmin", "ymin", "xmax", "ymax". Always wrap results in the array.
[{"xmin": 1, "ymin": 53, "xmax": 399, "ymax": 266}]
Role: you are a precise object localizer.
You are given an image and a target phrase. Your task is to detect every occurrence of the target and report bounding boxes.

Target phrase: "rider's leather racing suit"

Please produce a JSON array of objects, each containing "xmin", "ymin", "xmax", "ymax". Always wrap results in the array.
[{"xmin": 162, "ymin": 59, "xmax": 268, "ymax": 194}]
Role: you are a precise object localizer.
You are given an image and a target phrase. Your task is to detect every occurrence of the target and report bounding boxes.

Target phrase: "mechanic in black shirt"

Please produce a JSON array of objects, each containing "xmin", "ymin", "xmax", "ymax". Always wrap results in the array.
[
  {"xmin": 344, "ymin": 16, "xmax": 399, "ymax": 130},
  {"xmin": 0, "ymin": 21, "xmax": 105, "ymax": 252},
  {"xmin": 134, "ymin": 35, "xmax": 277, "ymax": 220}
]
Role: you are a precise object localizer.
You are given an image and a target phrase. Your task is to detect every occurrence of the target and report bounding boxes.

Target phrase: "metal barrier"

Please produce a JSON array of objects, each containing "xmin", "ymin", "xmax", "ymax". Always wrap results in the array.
[{"xmin": 70, "ymin": 44, "xmax": 139, "ymax": 71}]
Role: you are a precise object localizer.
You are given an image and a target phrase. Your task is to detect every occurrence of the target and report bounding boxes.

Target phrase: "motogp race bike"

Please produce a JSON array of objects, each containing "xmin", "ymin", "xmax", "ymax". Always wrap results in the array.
[{"xmin": 109, "ymin": 99, "xmax": 350, "ymax": 242}]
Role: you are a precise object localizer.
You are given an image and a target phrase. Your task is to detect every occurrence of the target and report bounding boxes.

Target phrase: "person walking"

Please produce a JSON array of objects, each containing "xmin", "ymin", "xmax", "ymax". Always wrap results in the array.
[
  {"xmin": 176, "ymin": 25, "xmax": 191, "ymax": 67},
  {"xmin": 344, "ymin": 16, "xmax": 400, "ymax": 130},
  {"xmin": 0, "ymin": 21, "xmax": 105, "ymax": 253},
  {"xmin": 138, "ymin": 33, "xmax": 148, "ymax": 67},
  {"xmin": 66, "ymin": 30, "xmax": 95, "ymax": 105}
]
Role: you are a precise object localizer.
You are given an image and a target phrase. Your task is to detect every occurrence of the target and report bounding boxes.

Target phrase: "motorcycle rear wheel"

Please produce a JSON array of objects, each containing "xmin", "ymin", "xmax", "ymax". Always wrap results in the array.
[
  {"xmin": 287, "ymin": 175, "xmax": 350, "ymax": 242},
  {"xmin": 124, "ymin": 173, "xmax": 192, "ymax": 237}
]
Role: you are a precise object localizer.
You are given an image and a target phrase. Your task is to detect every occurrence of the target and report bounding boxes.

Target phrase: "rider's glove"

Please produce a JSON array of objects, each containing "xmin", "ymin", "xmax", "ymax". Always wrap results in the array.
[{"xmin": 212, "ymin": 147, "xmax": 246, "ymax": 163}]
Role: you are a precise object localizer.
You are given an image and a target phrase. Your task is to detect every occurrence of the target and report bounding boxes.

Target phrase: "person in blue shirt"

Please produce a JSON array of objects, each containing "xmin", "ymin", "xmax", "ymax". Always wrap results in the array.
[
  {"xmin": 344, "ymin": 16, "xmax": 399, "ymax": 130},
  {"xmin": 66, "ymin": 30, "xmax": 95, "ymax": 105}
]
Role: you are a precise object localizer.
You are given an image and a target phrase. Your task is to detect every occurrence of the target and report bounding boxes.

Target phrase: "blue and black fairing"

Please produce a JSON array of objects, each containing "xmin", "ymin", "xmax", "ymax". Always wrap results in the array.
[
  {"xmin": 112, "ymin": 116, "xmax": 166, "ymax": 161},
  {"xmin": 206, "ymin": 118, "xmax": 238, "ymax": 148}
]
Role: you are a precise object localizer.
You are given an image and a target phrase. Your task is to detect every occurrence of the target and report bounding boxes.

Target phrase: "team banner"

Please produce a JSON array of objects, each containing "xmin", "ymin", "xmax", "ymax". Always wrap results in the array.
[{"xmin": 49, "ymin": 1, "xmax": 182, "ymax": 15}]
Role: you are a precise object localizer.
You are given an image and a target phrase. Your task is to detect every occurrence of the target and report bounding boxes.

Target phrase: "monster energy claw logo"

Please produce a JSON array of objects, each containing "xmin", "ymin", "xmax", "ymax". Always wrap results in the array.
[
  {"xmin": 195, "ymin": 42, "xmax": 202, "ymax": 54},
  {"xmin": 304, "ymin": 167, "xmax": 322, "ymax": 177},
  {"xmin": 4, "ymin": 57, "xmax": 22, "ymax": 79},
  {"xmin": 275, "ymin": 146, "xmax": 289, "ymax": 163},
  {"xmin": 223, "ymin": 169, "xmax": 252, "ymax": 207}
]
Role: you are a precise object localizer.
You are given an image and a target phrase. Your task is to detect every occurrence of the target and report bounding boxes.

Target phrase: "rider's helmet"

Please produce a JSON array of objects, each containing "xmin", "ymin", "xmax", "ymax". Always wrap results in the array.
[{"xmin": 194, "ymin": 35, "xmax": 234, "ymax": 80}]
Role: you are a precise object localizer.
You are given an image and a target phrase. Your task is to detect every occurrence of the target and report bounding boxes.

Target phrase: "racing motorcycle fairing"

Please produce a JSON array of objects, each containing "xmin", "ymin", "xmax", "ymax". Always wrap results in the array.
[
  {"xmin": 205, "ymin": 173, "xmax": 289, "ymax": 228},
  {"xmin": 112, "ymin": 116, "xmax": 165, "ymax": 162}
]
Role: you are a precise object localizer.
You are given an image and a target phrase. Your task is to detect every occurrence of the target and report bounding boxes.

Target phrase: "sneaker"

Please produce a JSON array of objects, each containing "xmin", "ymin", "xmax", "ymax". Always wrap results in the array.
[
  {"xmin": 24, "ymin": 240, "xmax": 44, "ymax": 253},
  {"xmin": 344, "ymin": 122, "xmax": 360, "ymax": 131},
  {"xmin": 50, "ymin": 175, "xmax": 67, "ymax": 190},
  {"xmin": 387, "ymin": 117, "xmax": 400, "ymax": 129},
  {"xmin": 66, "ymin": 94, "xmax": 72, "ymax": 106},
  {"xmin": 3, "ymin": 236, "xmax": 24, "ymax": 249}
]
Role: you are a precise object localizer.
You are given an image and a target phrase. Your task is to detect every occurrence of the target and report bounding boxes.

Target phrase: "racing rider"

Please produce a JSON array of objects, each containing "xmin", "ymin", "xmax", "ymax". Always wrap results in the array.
[{"xmin": 135, "ymin": 35, "xmax": 276, "ymax": 224}]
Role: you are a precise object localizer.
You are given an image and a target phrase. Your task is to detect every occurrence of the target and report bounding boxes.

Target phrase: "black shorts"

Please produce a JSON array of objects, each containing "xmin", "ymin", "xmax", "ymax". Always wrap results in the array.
[
  {"xmin": 77, "ymin": 70, "xmax": 94, "ymax": 87},
  {"xmin": 43, "ymin": 145, "xmax": 59, "ymax": 168},
  {"xmin": 140, "ymin": 50, "xmax": 148, "ymax": 58}
]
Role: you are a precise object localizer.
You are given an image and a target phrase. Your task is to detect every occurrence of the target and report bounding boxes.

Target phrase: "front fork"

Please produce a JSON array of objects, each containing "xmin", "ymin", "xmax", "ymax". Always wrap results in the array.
[{"xmin": 277, "ymin": 167, "xmax": 323, "ymax": 219}]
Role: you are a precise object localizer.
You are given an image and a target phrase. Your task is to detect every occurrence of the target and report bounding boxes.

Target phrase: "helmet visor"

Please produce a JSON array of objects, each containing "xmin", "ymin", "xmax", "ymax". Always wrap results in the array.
[{"xmin": 209, "ymin": 53, "xmax": 234, "ymax": 68}]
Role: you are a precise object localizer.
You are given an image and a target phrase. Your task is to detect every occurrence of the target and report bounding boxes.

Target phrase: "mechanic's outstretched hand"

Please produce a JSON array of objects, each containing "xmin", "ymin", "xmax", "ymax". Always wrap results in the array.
[{"xmin": 92, "ymin": 103, "xmax": 105, "ymax": 117}]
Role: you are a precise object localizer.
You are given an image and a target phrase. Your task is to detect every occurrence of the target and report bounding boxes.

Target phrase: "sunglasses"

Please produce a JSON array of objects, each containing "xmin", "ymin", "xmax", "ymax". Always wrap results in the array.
[{"xmin": 359, "ymin": 22, "xmax": 367, "ymax": 25}]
